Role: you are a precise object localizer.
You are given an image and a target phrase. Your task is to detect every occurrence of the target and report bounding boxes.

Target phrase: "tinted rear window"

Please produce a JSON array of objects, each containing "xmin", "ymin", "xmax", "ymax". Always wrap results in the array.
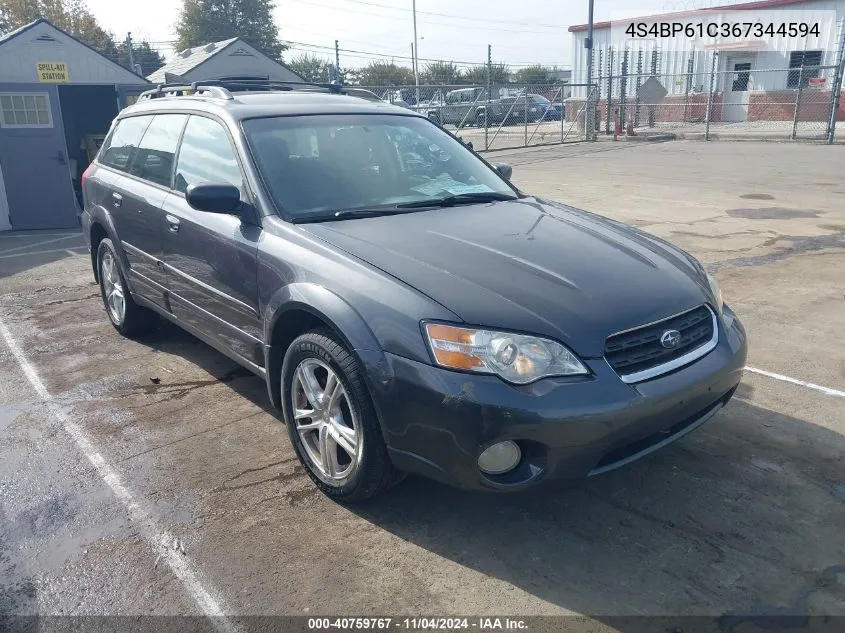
[
  {"xmin": 128, "ymin": 114, "xmax": 187, "ymax": 187},
  {"xmin": 99, "ymin": 116, "xmax": 151, "ymax": 172}
]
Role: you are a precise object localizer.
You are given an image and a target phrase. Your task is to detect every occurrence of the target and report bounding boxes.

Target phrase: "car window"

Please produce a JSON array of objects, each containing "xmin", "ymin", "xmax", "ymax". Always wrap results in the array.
[
  {"xmin": 128, "ymin": 114, "xmax": 187, "ymax": 187},
  {"xmin": 174, "ymin": 116, "xmax": 243, "ymax": 194},
  {"xmin": 99, "ymin": 116, "xmax": 152, "ymax": 172},
  {"xmin": 244, "ymin": 114, "xmax": 515, "ymax": 219}
]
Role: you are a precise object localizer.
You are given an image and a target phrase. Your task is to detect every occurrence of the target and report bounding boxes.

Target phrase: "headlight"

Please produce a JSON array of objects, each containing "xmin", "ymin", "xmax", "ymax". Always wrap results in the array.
[
  {"xmin": 423, "ymin": 323, "xmax": 588, "ymax": 384},
  {"xmin": 706, "ymin": 272, "xmax": 724, "ymax": 314}
]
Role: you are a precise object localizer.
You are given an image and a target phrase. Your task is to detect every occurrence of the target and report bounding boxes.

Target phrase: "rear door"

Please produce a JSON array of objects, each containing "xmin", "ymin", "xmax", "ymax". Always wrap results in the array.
[
  {"xmin": 161, "ymin": 114, "xmax": 263, "ymax": 367},
  {"xmin": 98, "ymin": 114, "xmax": 187, "ymax": 308}
]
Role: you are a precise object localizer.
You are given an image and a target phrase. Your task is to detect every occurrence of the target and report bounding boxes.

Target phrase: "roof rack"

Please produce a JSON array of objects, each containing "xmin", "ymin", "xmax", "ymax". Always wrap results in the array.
[{"xmin": 137, "ymin": 78, "xmax": 346, "ymax": 102}]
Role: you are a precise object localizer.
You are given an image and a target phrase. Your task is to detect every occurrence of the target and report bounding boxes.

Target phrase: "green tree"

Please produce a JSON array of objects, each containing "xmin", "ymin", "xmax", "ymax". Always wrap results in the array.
[
  {"xmin": 420, "ymin": 61, "xmax": 462, "ymax": 85},
  {"xmin": 354, "ymin": 61, "xmax": 414, "ymax": 87},
  {"xmin": 117, "ymin": 40, "xmax": 166, "ymax": 76},
  {"xmin": 462, "ymin": 63, "xmax": 510, "ymax": 85},
  {"xmin": 288, "ymin": 52, "xmax": 332, "ymax": 82},
  {"xmin": 0, "ymin": 0, "xmax": 118, "ymax": 60},
  {"xmin": 176, "ymin": 0, "xmax": 286, "ymax": 61},
  {"xmin": 514, "ymin": 64, "xmax": 553, "ymax": 86}
]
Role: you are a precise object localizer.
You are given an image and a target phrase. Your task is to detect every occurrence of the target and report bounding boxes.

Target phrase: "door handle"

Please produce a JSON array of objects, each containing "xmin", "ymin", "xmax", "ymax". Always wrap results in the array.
[
  {"xmin": 53, "ymin": 150, "xmax": 67, "ymax": 165},
  {"xmin": 111, "ymin": 192, "xmax": 122, "ymax": 208},
  {"xmin": 165, "ymin": 214, "xmax": 180, "ymax": 232}
]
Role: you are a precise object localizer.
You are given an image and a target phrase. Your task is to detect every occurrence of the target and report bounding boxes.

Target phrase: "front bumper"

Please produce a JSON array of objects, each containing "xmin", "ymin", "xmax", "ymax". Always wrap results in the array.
[{"xmin": 369, "ymin": 306, "xmax": 747, "ymax": 491}]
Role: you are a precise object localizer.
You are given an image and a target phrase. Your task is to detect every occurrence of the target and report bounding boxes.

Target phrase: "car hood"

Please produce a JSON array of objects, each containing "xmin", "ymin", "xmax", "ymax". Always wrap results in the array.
[{"xmin": 300, "ymin": 198, "xmax": 713, "ymax": 357}]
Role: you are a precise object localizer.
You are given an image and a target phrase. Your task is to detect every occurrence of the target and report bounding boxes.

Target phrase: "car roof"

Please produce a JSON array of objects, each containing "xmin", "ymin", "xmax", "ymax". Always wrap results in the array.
[{"xmin": 119, "ymin": 88, "xmax": 422, "ymax": 122}]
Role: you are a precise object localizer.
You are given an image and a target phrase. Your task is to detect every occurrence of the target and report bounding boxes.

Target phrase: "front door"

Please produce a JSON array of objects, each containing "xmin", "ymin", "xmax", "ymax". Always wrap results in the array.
[
  {"xmin": 161, "ymin": 114, "xmax": 263, "ymax": 368},
  {"xmin": 723, "ymin": 55, "xmax": 753, "ymax": 122},
  {"xmin": 0, "ymin": 87, "xmax": 78, "ymax": 230}
]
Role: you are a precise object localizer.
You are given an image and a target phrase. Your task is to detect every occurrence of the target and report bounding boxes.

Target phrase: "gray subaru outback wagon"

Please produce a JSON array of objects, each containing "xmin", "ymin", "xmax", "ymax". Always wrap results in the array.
[{"xmin": 82, "ymin": 80, "xmax": 747, "ymax": 502}]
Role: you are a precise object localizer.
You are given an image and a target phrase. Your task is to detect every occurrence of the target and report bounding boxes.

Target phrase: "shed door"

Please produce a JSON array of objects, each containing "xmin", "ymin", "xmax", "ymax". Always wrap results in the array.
[{"xmin": 0, "ymin": 89, "xmax": 78, "ymax": 230}]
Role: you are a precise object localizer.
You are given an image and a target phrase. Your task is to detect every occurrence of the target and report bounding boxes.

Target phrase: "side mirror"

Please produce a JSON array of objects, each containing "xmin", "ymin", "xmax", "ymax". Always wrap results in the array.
[
  {"xmin": 494, "ymin": 163, "xmax": 513, "ymax": 181},
  {"xmin": 186, "ymin": 183, "xmax": 241, "ymax": 214},
  {"xmin": 465, "ymin": 140, "xmax": 474, "ymax": 150}
]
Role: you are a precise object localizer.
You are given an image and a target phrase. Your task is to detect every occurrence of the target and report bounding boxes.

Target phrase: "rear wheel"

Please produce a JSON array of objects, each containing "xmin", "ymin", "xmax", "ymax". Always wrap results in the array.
[
  {"xmin": 282, "ymin": 330, "xmax": 402, "ymax": 502},
  {"xmin": 97, "ymin": 239, "xmax": 158, "ymax": 337},
  {"xmin": 475, "ymin": 109, "xmax": 488, "ymax": 127}
]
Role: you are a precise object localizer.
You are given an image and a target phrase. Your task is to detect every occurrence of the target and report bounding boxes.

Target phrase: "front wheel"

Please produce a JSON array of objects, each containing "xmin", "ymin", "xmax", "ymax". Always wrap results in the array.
[{"xmin": 281, "ymin": 330, "xmax": 402, "ymax": 502}]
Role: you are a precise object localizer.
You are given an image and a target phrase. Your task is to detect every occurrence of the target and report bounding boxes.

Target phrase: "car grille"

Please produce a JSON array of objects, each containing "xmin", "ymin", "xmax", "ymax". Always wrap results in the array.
[{"xmin": 604, "ymin": 305, "xmax": 714, "ymax": 379}]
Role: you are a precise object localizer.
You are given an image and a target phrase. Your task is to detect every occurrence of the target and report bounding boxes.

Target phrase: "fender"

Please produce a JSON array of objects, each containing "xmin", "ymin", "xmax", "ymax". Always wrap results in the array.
[
  {"xmin": 85, "ymin": 206, "xmax": 135, "ymax": 290},
  {"xmin": 262, "ymin": 282, "xmax": 393, "ymax": 411}
]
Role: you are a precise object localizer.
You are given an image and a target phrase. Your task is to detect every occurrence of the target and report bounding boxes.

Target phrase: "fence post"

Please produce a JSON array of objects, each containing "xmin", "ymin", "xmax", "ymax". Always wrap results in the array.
[
  {"xmin": 561, "ymin": 83, "xmax": 565, "ymax": 141},
  {"xmin": 486, "ymin": 44, "xmax": 491, "ymax": 150},
  {"xmin": 791, "ymin": 63, "xmax": 805, "ymax": 140},
  {"xmin": 648, "ymin": 47, "xmax": 659, "ymax": 127},
  {"xmin": 828, "ymin": 20, "xmax": 845, "ymax": 144},
  {"xmin": 619, "ymin": 49, "xmax": 629, "ymax": 130},
  {"xmin": 596, "ymin": 48, "xmax": 603, "ymax": 138},
  {"xmin": 606, "ymin": 46, "xmax": 614, "ymax": 134},
  {"xmin": 634, "ymin": 50, "xmax": 643, "ymax": 127},
  {"xmin": 523, "ymin": 87, "xmax": 528, "ymax": 146},
  {"xmin": 705, "ymin": 50, "xmax": 718, "ymax": 141}
]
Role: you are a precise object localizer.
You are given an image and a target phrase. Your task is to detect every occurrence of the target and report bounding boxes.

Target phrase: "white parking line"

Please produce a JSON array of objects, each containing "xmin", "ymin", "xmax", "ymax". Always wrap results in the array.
[
  {"xmin": 0, "ymin": 246, "xmax": 86, "ymax": 259},
  {"xmin": 745, "ymin": 366, "xmax": 845, "ymax": 398},
  {"xmin": 0, "ymin": 234, "xmax": 83, "ymax": 255},
  {"xmin": 0, "ymin": 318, "xmax": 241, "ymax": 632}
]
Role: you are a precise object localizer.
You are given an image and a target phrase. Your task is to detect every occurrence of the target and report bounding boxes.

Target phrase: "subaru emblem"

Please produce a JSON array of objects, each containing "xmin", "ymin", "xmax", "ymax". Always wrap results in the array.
[{"xmin": 660, "ymin": 329, "xmax": 682, "ymax": 349}]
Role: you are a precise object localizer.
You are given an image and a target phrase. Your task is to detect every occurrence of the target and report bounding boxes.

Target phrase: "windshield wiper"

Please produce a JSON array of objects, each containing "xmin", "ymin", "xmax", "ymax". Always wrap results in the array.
[
  {"xmin": 396, "ymin": 192, "xmax": 519, "ymax": 209},
  {"xmin": 293, "ymin": 207, "xmax": 409, "ymax": 223}
]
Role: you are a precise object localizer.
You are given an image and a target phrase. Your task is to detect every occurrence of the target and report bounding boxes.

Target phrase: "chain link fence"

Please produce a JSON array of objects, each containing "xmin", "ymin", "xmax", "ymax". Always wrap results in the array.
[
  {"xmin": 359, "ymin": 54, "xmax": 843, "ymax": 147},
  {"xmin": 570, "ymin": 53, "xmax": 845, "ymax": 142},
  {"xmin": 567, "ymin": 41, "xmax": 845, "ymax": 142},
  {"xmin": 358, "ymin": 84, "xmax": 597, "ymax": 151}
]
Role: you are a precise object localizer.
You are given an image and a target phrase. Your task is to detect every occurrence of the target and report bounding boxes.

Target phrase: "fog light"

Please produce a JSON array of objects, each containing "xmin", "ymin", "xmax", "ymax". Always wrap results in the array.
[{"xmin": 477, "ymin": 441, "xmax": 521, "ymax": 475}]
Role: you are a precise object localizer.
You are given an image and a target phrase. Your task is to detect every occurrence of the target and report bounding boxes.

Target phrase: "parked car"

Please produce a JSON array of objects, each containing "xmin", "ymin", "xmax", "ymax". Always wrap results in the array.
[
  {"xmin": 528, "ymin": 94, "xmax": 563, "ymax": 121},
  {"xmin": 423, "ymin": 87, "xmax": 511, "ymax": 127},
  {"xmin": 82, "ymin": 80, "xmax": 747, "ymax": 502},
  {"xmin": 497, "ymin": 95, "xmax": 545, "ymax": 125}
]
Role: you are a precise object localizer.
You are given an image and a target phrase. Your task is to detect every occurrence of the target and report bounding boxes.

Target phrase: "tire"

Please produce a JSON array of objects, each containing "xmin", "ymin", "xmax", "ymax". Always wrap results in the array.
[
  {"xmin": 475, "ymin": 109, "xmax": 488, "ymax": 128},
  {"xmin": 96, "ymin": 238, "xmax": 158, "ymax": 337},
  {"xmin": 281, "ymin": 329, "xmax": 403, "ymax": 502}
]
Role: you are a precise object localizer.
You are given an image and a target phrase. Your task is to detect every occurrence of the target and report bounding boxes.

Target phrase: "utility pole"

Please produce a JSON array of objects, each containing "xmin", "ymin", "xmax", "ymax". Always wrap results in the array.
[
  {"xmin": 125, "ymin": 32, "xmax": 135, "ymax": 74},
  {"xmin": 585, "ymin": 0, "xmax": 595, "ymax": 139},
  {"xmin": 335, "ymin": 40, "xmax": 341, "ymax": 83},
  {"xmin": 412, "ymin": 0, "xmax": 420, "ymax": 106}
]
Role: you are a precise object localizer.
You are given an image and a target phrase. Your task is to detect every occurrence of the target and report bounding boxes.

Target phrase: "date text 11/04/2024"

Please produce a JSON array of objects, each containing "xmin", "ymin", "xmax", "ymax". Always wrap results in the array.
[
  {"xmin": 308, "ymin": 618, "xmax": 528, "ymax": 631},
  {"xmin": 625, "ymin": 21, "xmax": 820, "ymax": 38}
]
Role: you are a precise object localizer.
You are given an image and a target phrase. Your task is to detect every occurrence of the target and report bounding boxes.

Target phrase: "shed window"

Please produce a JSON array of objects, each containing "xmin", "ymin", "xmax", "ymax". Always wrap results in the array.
[
  {"xmin": 0, "ymin": 93, "xmax": 52, "ymax": 127},
  {"xmin": 787, "ymin": 51, "xmax": 823, "ymax": 88}
]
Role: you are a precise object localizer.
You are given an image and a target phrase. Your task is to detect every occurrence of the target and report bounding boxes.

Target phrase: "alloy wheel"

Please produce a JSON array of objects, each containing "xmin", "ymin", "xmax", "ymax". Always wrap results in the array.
[
  {"xmin": 100, "ymin": 251, "xmax": 125, "ymax": 324},
  {"xmin": 291, "ymin": 358, "xmax": 362, "ymax": 485}
]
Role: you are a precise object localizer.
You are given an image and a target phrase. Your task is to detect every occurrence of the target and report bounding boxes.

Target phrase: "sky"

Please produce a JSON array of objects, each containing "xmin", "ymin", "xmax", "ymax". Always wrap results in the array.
[{"xmin": 83, "ymin": 0, "xmax": 683, "ymax": 70}]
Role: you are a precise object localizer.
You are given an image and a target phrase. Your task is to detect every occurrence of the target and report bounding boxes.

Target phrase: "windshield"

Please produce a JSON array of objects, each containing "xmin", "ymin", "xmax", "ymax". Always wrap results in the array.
[
  {"xmin": 242, "ymin": 114, "xmax": 516, "ymax": 220},
  {"xmin": 530, "ymin": 95, "xmax": 551, "ymax": 105}
]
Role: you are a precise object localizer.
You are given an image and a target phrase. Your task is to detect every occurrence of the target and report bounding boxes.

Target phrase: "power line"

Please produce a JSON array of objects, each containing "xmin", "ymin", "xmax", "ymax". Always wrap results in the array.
[
  {"xmin": 336, "ymin": 0, "xmax": 565, "ymax": 30},
  {"xmin": 284, "ymin": 40, "xmax": 557, "ymax": 67},
  {"xmin": 282, "ymin": 0, "xmax": 565, "ymax": 35},
  {"xmin": 139, "ymin": 38, "xmax": 565, "ymax": 68}
]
